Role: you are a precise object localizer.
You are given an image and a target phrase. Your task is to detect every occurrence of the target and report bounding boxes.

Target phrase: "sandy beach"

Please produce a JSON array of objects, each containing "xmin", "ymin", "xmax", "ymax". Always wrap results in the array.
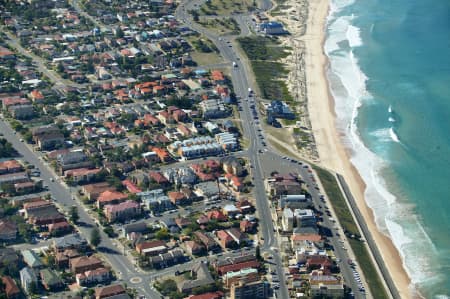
[{"xmin": 270, "ymin": 0, "xmax": 415, "ymax": 297}]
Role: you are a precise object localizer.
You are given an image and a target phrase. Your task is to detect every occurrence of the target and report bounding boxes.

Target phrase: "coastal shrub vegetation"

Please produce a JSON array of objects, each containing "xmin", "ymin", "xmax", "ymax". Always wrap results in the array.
[
  {"xmin": 314, "ymin": 166, "xmax": 388, "ymax": 299},
  {"xmin": 237, "ymin": 36, "xmax": 293, "ymax": 102},
  {"xmin": 198, "ymin": 0, "xmax": 255, "ymax": 15}
]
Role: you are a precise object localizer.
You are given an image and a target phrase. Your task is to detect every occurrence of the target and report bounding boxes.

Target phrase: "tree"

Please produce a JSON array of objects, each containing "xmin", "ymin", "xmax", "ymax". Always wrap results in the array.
[
  {"xmin": 28, "ymin": 281, "xmax": 38, "ymax": 295},
  {"xmin": 155, "ymin": 228, "xmax": 170, "ymax": 240},
  {"xmin": 255, "ymin": 245, "xmax": 261, "ymax": 261},
  {"xmin": 90, "ymin": 228, "xmax": 101, "ymax": 247},
  {"xmin": 18, "ymin": 222, "xmax": 32, "ymax": 242},
  {"xmin": 69, "ymin": 205, "xmax": 79, "ymax": 223},
  {"xmin": 115, "ymin": 27, "xmax": 124, "ymax": 38}
]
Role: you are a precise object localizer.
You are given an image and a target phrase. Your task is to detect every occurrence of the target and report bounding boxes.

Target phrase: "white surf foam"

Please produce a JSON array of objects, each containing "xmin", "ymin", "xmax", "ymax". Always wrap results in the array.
[
  {"xmin": 324, "ymin": 4, "xmax": 440, "ymax": 294},
  {"xmin": 388, "ymin": 117, "xmax": 396, "ymax": 122},
  {"xmin": 346, "ymin": 25, "xmax": 363, "ymax": 48},
  {"xmin": 389, "ymin": 127, "xmax": 400, "ymax": 142}
]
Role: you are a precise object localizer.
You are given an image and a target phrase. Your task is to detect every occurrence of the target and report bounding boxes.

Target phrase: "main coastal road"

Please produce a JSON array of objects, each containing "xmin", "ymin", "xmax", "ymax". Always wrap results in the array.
[{"xmin": 0, "ymin": 120, "xmax": 160, "ymax": 298}]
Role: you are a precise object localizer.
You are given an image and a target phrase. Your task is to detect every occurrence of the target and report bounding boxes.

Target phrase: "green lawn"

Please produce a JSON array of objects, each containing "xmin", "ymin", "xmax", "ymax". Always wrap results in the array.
[{"xmin": 237, "ymin": 36, "xmax": 293, "ymax": 101}]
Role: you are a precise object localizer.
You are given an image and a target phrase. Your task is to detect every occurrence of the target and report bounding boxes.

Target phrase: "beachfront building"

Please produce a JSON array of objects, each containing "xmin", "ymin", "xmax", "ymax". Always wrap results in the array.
[
  {"xmin": 280, "ymin": 194, "xmax": 312, "ymax": 209},
  {"xmin": 259, "ymin": 22, "xmax": 286, "ymax": 35}
]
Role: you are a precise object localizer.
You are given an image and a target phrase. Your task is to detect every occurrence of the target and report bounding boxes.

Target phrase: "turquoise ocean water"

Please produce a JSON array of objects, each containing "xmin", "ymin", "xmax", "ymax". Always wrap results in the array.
[{"xmin": 324, "ymin": 0, "xmax": 450, "ymax": 297}]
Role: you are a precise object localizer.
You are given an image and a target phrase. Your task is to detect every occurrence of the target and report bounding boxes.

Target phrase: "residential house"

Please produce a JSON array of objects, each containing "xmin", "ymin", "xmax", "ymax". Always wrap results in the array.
[
  {"xmin": 184, "ymin": 241, "xmax": 205, "ymax": 256},
  {"xmin": 240, "ymin": 220, "xmax": 256, "ymax": 233},
  {"xmin": 265, "ymin": 173, "xmax": 304, "ymax": 197},
  {"xmin": 207, "ymin": 210, "xmax": 227, "ymax": 222},
  {"xmin": 306, "ymin": 256, "xmax": 333, "ymax": 272},
  {"xmin": 148, "ymin": 249, "xmax": 185, "ymax": 269},
  {"xmin": 57, "ymin": 150, "xmax": 92, "ymax": 174},
  {"xmin": 139, "ymin": 189, "xmax": 172, "ymax": 212},
  {"xmin": 184, "ymin": 292, "xmax": 224, "ymax": 299},
  {"xmin": 168, "ymin": 191, "xmax": 188, "ymax": 206},
  {"xmin": 217, "ymin": 230, "xmax": 235, "ymax": 249},
  {"xmin": 0, "ymin": 220, "xmax": 17, "ymax": 241},
  {"xmin": 294, "ymin": 209, "xmax": 316, "ymax": 228},
  {"xmin": 0, "ymin": 249, "xmax": 19, "ymax": 267},
  {"xmin": 200, "ymin": 98, "xmax": 227, "ymax": 119},
  {"xmin": 95, "ymin": 284, "xmax": 126, "ymax": 299},
  {"xmin": 20, "ymin": 267, "xmax": 38, "ymax": 294},
  {"xmin": 148, "ymin": 171, "xmax": 170, "ymax": 185},
  {"xmin": 97, "ymin": 190, "xmax": 128, "ymax": 208},
  {"xmin": 1, "ymin": 276, "xmax": 21, "ymax": 299},
  {"xmin": 104, "ymin": 200, "xmax": 141, "ymax": 223},
  {"xmin": 282, "ymin": 208, "xmax": 294, "ymax": 232},
  {"xmin": 40, "ymin": 269, "xmax": 64, "ymax": 291},
  {"xmin": 223, "ymin": 204, "xmax": 239, "ymax": 218},
  {"xmin": 82, "ymin": 182, "xmax": 116, "ymax": 201},
  {"xmin": 56, "ymin": 249, "xmax": 80, "ymax": 268},
  {"xmin": 220, "ymin": 157, "xmax": 244, "ymax": 177},
  {"xmin": 194, "ymin": 181, "xmax": 220, "ymax": 198},
  {"xmin": 122, "ymin": 221, "xmax": 150, "ymax": 240},
  {"xmin": 236, "ymin": 199, "xmax": 254, "ymax": 214},
  {"xmin": 178, "ymin": 263, "xmax": 214, "ymax": 293},
  {"xmin": 279, "ymin": 194, "xmax": 311, "ymax": 209},
  {"xmin": 136, "ymin": 240, "xmax": 168, "ymax": 257},
  {"xmin": 175, "ymin": 217, "xmax": 191, "ymax": 229},
  {"xmin": 0, "ymin": 160, "xmax": 23, "ymax": 174},
  {"xmin": 31, "ymin": 125, "xmax": 65, "ymax": 150},
  {"xmin": 76, "ymin": 267, "xmax": 110, "ymax": 286},
  {"xmin": 194, "ymin": 231, "xmax": 219, "ymax": 252},
  {"xmin": 64, "ymin": 168, "xmax": 102, "ymax": 184},
  {"xmin": 224, "ymin": 268, "xmax": 259, "ymax": 288},
  {"xmin": 291, "ymin": 234, "xmax": 324, "ymax": 249},
  {"xmin": 309, "ymin": 275, "xmax": 344, "ymax": 298},
  {"xmin": 53, "ymin": 233, "xmax": 87, "ymax": 252},
  {"xmin": 259, "ymin": 21, "xmax": 286, "ymax": 35},
  {"xmin": 9, "ymin": 104, "xmax": 35, "ymax": 119},
  {"xmin": 214, "ymin": 255, "xmax": 260, "ymax": 276},
  {"xmin": 22, "ymin": 250, "xmax": 43, "ymax": 269},
  {"xmin": 23, "ymin": 201, "xmax": 65, "ymax": 227},
  {"xmin": 229, "ymin": 280, "xmax": 269, "ymax": 299},
  {"xmin": 48, "ymin": 220, "xmax": 72, "ymax": 236},
  {"xmin": 226, "ymin": 228, "xmax": 248, "ymax": 245},
  {"xmin": 70, "ymin": 256, "xmax": 103, "ymax": 274},
  {"xmin": 0, "ymin": 172, "xmax": 29, "ymax": 186}
]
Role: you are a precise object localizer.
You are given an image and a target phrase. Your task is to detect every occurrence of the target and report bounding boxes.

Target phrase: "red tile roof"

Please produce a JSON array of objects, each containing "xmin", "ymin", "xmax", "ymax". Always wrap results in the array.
[
  {"xmin": 122, "ymin": 179, "xmax": 142, "ymax": 194},
  {"xmin": 217, "ymin": 260, "xmax": 260, "ymax": 275},
  {"xmin": 97, "ymin": 190, "xmax": 128, "ymax": 204}
]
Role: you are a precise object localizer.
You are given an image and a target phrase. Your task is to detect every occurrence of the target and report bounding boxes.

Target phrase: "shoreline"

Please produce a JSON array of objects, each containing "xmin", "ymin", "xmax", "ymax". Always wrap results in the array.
[
  {"xmin": 266, "ymin": 0, "xmax": 417, "ymax": 297},
  {"xmin": 300, "ymin": 0, "xmax": 415, "ymax": 298}
]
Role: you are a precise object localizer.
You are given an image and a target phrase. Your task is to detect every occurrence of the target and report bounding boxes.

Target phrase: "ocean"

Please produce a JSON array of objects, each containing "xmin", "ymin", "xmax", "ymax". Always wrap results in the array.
[{"xmin": 324, "ymin": 0, "xmax": 450, "ymax": 297}]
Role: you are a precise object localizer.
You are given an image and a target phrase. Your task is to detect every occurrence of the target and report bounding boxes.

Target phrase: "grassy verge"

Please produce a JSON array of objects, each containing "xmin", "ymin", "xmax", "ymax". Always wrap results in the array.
[
  {"xmin": 198, "ymin": 17, "xmax": 241, "ymax": 35},
  {"xmin": 237, "ymin": 36, "xmax": 292, "ymax": 101},
  {"xmin": 313, "ymin": 166, "xmax": 388, "ymax": 299},
  {"xmin": 199, "ymin": 0, "xmax": 255, "ymax": 15}
]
